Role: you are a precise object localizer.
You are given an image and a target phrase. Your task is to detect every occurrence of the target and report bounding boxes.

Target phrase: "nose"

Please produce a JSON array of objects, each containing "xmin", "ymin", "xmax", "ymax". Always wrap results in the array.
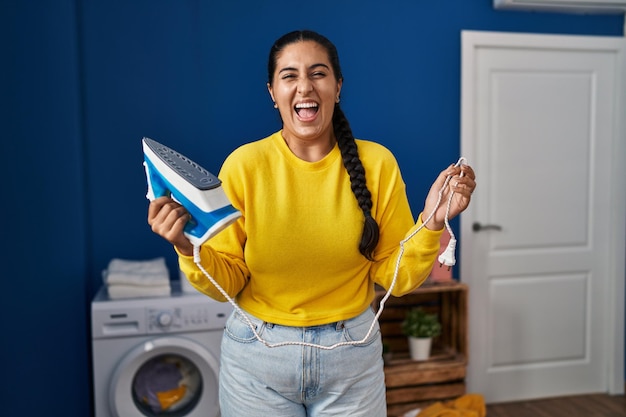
[{"xmin": 297, "ymin": 77, "xmax": 313, "ymax": 95}]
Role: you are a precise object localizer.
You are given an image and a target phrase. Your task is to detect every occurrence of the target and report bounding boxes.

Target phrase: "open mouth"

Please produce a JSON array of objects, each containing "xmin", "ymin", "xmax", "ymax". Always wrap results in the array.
[{"xmin": 295, "ymin": 102, "xmax": 319, "ymax": 119}]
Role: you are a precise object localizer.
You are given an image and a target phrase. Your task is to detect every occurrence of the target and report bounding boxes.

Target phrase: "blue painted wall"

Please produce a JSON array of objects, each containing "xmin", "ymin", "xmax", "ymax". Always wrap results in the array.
[{"xmin": 1, "ymin": 1, "xmax": 623, "ymax": 415}]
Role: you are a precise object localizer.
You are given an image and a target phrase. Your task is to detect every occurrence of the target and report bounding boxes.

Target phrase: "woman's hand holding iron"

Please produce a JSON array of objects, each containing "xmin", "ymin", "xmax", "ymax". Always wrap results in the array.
[{"xmin": 147, "ymin": 196, "xmax": 194, "ymax": 256}]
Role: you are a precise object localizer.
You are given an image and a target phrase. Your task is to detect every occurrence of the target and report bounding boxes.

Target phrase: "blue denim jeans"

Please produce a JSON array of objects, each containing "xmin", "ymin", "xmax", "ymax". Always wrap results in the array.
[{"xmin": 219, "ymin": 307, "xmax": 387, "ymax": 417}]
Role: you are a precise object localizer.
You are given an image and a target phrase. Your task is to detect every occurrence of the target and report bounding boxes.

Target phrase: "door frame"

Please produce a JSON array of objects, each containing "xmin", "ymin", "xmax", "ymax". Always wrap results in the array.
[{"xmin": 459, "ymin": 30, "xmax": 626, "ymax": 396}]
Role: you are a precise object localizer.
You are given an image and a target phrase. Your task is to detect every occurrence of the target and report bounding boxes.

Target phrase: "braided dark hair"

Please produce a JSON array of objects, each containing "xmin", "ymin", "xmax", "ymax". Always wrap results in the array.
[
  {"xmin": 268, "ymin": 30, "xmax": 380, "ymax": 260},
  {"xmin": 333, "ymin": 105, "xmax": 380, "ymax": 260}
]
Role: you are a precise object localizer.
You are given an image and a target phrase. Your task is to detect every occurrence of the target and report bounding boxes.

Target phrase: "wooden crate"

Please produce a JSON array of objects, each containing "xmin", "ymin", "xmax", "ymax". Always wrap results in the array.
[{"xmin": 373, "ymin": 281, "xmax": 468, "ymax": 417}]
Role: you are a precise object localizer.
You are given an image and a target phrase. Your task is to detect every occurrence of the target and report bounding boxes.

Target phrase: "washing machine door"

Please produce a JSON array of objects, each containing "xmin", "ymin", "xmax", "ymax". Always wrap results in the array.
[{"xmin": 109, "ymin": 336, "xmax": 220, "ymax": 417}]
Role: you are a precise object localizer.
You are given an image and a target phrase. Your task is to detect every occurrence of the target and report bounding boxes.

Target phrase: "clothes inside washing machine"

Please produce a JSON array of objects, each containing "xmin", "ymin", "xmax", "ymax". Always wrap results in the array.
[{"xmin": 132, "ymin": 354, "xmax": 203, "ymax": 415}]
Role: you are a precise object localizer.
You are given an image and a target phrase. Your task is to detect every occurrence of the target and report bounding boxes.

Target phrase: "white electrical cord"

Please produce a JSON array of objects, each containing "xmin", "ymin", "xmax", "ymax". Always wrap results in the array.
[
  {"xmin": 438, "ymin": 157, "xmax": 467, "ymax": 269},
  {"xmin": 193, "ymin": 157, "xmax": 467, "ymax": 350}
]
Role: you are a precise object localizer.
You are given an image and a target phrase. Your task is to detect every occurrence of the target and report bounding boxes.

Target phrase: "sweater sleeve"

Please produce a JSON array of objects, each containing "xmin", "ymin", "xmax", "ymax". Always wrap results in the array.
[
  {"xmin": 362, "ymin": 141, "xmax": 443, "ymax": 295},
  {"xmin": 177, "ymin": 242, "xmax": 249, "ymax": 302},
  {"xmin": 371, "ymin": 213, "xmax": 442, "ymax": 296},
  {"xmin": 176, "ymin": 147, "xmax": 250, "ymax": 302}
]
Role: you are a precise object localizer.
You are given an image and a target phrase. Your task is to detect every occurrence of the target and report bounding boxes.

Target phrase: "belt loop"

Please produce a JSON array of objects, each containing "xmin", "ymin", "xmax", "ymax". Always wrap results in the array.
[{"xmin": 265, "ymin": 322, "xmax": 274, "ymax": 329}]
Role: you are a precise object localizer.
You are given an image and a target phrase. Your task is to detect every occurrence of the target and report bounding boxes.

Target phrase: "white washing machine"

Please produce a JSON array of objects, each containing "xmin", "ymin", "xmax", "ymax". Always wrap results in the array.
[{"xmin": 92, "ymin": 281, "xmax": 232, "ymax": 417}]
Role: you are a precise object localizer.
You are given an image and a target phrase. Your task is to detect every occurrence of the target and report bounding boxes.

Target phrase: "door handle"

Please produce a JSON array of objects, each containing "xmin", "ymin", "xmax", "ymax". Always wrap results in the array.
[{"xmin": 472, "ymin": 222, "xmax": 502, "ymax": 232}]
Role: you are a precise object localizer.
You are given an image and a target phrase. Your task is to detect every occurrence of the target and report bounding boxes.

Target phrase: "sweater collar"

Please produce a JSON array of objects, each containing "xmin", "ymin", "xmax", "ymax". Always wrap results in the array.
[{"xmin": 272, "ymin": 130, "xmax": 340, "ymax": 171}]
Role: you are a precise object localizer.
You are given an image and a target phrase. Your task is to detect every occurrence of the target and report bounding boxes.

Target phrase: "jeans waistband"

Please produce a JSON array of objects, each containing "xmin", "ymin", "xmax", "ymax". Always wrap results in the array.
[{"xmin": 260, "ymin": 307, "xmax": 373, "ymax": 332}]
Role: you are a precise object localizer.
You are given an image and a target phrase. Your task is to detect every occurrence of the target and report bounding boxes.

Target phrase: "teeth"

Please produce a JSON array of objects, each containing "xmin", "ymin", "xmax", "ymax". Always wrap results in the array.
[{"xmin": 295, "ymin": 102, "xmax": 318, "ymax": 109}]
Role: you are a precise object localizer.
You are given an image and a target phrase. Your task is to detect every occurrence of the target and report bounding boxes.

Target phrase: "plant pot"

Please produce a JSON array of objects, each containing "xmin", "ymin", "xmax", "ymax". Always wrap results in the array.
[{"xmin": 408, "ymin": 337, "xmax": 432, "ymax": 361}]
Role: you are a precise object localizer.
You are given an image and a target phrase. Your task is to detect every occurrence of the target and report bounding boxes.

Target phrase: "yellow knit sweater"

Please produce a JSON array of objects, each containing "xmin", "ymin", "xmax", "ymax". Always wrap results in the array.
[{"xmin": 178, "ymin": 131, "xmax": 442, "ymax": 326}]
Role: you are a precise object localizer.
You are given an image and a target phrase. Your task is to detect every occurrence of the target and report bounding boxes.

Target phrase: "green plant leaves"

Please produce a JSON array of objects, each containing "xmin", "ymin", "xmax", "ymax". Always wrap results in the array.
[{"xmin": 401, "ymin": 307, "xmax": 442, "ymax": 338}]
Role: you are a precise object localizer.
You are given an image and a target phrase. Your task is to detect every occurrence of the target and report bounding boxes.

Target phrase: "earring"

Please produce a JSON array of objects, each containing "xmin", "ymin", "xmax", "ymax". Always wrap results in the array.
[
  {"xmin": 273, "ymin": 102, "xmax": 278, "ymax": 109},
  {"xmin": 336, "ymin": 96, "xmax": 340, "ymax": 103}
]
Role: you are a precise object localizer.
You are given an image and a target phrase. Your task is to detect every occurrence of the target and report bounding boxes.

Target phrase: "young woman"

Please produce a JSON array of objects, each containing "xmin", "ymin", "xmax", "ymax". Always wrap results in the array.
[{"xmin": 148, "ymin": 30, "xmax": 476, "ymax": 417}]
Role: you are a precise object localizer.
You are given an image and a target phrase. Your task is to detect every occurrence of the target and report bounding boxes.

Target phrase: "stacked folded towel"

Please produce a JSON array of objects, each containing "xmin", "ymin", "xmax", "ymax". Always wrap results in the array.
[{"xmin": 103, "ymin": 257, "xmax": 171, "ymax": 299}]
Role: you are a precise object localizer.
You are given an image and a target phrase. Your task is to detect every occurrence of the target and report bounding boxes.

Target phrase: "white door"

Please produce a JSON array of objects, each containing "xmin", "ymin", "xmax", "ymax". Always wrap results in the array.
[{"xmin": 460, "ymin": 30, "xmax": 626, "ymax": 404}]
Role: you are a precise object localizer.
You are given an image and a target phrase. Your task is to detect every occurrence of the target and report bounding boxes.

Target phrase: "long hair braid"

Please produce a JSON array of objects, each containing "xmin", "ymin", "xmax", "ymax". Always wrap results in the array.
[{"xmin": 333, "ymin": 104, "xmax": 380, "ymax": 260}]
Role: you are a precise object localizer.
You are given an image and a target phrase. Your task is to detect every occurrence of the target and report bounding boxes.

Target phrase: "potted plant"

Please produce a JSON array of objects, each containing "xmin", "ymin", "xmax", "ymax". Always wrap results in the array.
[{"xmin": 401, "ymin": 307, "xmax": 442, "ymax": 361}]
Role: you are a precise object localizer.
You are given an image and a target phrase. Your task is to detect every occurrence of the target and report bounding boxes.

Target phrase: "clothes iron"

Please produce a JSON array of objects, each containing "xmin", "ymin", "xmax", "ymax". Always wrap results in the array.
[{"xmin": 142, "ymin": 137, "xmax": 241, "ymax": 246}]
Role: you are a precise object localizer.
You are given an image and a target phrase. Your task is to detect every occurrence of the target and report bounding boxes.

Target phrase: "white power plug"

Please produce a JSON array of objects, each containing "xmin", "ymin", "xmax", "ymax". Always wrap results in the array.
[{"xmin": 438, "ymin": 237, "xmax": 457, "ymax": 269}]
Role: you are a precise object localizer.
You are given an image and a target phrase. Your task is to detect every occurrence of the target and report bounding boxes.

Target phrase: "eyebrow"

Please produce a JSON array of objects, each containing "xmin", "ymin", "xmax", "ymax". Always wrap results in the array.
[{"xmin": 278, "ymin": 63, "xmax": 330, "ymax": 74}]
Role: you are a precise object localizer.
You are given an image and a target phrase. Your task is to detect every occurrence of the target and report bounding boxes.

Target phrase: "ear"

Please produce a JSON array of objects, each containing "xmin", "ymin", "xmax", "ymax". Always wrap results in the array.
[
  {"xmin": 336, "ymin": 78, "xmax": 343, "ymax": 97},
  {"xmin": 267, "ymin": 83, "xmax": 275, "ymax": 103}
]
